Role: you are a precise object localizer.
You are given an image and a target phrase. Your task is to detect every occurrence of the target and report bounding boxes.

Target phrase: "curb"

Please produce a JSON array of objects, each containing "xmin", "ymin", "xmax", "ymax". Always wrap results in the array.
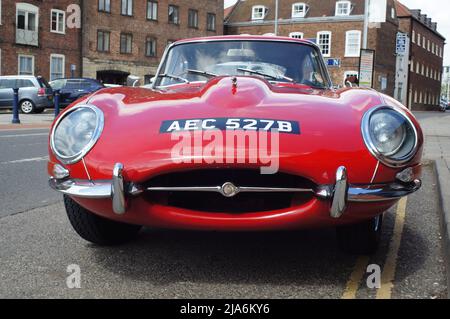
[
  {"xmin": 0, "ymin": 123, "xmax": 51, "ymax": 131},
  {"xmin": 434, "ymin": 158, "xmax": 450, "ymax": 298}
]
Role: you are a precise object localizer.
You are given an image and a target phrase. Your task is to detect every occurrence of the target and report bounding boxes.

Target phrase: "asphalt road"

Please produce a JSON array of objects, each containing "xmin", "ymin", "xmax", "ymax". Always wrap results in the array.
[
  {"xmin": 0, "ymin": 163, "xmax": 446, "ymax": 298},
  {"xmin": 0, "ymin": 128, "xmax": 59, "ymax": 218}
]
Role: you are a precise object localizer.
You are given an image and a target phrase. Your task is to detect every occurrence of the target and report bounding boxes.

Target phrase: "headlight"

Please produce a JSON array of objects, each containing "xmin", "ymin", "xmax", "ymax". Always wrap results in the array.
[
  {"xmin": 50, "ymin": 104, "xmax": 104, "ymax": 164},
  {"xmin": 362, "ymin": 106, "xmax": 418, "ymax": 167}
]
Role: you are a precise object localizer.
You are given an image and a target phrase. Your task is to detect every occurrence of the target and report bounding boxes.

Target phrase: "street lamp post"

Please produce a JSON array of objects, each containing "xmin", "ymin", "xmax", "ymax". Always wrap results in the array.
[
  {"xmin": 363, "ymin": 0, "xmax": 370, "ymax": 49},
  {"xmin": 274, "ymin": 0, "xmax": 279, "ymax": 36}
]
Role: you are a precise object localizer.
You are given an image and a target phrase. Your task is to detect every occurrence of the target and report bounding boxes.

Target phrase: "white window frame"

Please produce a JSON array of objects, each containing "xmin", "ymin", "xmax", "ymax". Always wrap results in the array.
[
  {"xmin": 317, "ymin": 31, "xmax": 332, "ymax": 57},
  {"xmin": 252, "ymin": 5, "xmax": 268, "ymax": 20},
  {"xmin": 50, "ymin": 9, "xmax": 65, "ymax": 34},
  {"xmin": 292, "ymin": 3, "xmax": 308, "ymax": 18},
  {"xmin": 50, "ymin": 54, "xmax": 65, "ymax": 81},
  {"xmin": 289, "ymin": 32, "xmax": 304, "ymax": 39},
  {"xmin": 18, "ymin": 54, "xmax": 35, "ymax": 75},
  {"xmin": 345, "ymin": 30, "xmax": 361, "ymax": 57},
  {"xmin": 0, "ymin": 0, "xmax": 2, "ymax": 25},
  {"xmin": 412, "ymin": 30, "xmax": 415, "ymax": 43},
  {"xmin": 335, "ymin": 1, "xmax": 352, "ymax": 16},
  {"xmin": 16, "ymin": 3, "xmax": 39, "ymax": 32}
]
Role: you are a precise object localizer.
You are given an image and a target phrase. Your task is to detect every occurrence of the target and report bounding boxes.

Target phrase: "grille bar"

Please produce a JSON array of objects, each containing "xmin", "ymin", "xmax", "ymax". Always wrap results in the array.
[{"xmin": 146, "ymin": 182, "xmax": 314, "ymax": 198}]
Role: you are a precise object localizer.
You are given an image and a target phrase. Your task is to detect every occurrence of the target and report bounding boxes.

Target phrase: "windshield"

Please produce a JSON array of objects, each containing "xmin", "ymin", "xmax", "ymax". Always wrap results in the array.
[{"xmin": 154, "ymin": 40, "xmax": 330, "ymax": 88}]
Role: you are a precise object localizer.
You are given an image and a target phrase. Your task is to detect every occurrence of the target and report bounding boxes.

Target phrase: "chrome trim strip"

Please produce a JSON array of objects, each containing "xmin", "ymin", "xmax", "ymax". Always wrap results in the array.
[
  {"xmin": 147, "ymin": 184, "xmax": 315, "ymax": 198},
  {"xmin": 112, "ymin": 163, "xmax": 126, "ymax": 215},
  {"xmin": 49, "ymin": 165, "xmax": 422, "ymax": 218},
  {"xmin": 348, "ymin": 179, "xmax": 422, "ymax": 202},
  {"xmin": 49, "ymin": 178, "xmax": 111, "ymax": 199},
  {"xmin": 330, "ymin": 166, "xmax": 348, "ymax": 219}
]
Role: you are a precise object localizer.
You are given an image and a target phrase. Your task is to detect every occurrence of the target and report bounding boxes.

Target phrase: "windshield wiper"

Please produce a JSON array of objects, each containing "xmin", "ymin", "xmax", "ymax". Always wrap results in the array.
[
  {"xmin": 157, "ymin": 73, "xmax": 190, "ymax": 84},
  {"xmin": 237, "ymin": 68, "xmax": 295, "ymax": 83},
  {"xmin": 187, "ymin": 69, "xmax": 219, "ymax": 78}
]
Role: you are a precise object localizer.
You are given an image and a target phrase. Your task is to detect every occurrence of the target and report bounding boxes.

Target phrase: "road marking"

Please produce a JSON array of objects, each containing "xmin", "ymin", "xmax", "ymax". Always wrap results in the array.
[
  {"xmin": 0, "ymin": 133, "xmax": 49, "ymax": 138},
  {"xmin": 376, "ymin": 197, "xmax": 408, "ymax": 299},
  {"xmin": 342, "ymin": 256, "xmax": 370, "ymax": 299},
  {"xmin": 0, "ymin": 156, "xmax": 49, "ymax": 165}
]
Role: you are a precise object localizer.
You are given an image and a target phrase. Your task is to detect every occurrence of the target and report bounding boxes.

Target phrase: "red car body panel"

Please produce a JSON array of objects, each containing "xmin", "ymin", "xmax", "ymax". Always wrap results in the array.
[{"xmin": 47, "ymin": 37, "xmax": 424, "ymax": 231}]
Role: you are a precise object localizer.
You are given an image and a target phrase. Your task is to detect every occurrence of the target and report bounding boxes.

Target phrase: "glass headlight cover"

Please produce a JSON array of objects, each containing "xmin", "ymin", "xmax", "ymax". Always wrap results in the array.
[
  {"xmin": 50, "ymin": 104, "xmax": 104, "ymax": 164},
  {"xmin": 362, "ymin": 106, "xmax": 418, "ymax": 167}
]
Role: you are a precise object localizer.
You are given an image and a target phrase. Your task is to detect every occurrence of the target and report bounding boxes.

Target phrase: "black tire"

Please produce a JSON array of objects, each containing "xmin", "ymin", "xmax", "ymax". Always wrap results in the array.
[
  {"xmin": 336, "ymin": 215, "xmax": 383, "ymax": 255},
  {"xmin": 34, "ymin": 108, "xmax": 45, "ymax": 114},
  {"xmin": 63, "ymin": 195, "xmax": 142, "ymax": 246},
  {"xmin": 19, "ymin": 99, "xmax": 36, "ymax": 114}
]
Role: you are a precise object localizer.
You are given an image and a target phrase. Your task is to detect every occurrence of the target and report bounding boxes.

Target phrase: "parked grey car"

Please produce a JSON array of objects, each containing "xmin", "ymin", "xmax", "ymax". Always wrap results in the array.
[{"xmin": 0, "ymin": 75, "xmax": 53, "ymax": 114}]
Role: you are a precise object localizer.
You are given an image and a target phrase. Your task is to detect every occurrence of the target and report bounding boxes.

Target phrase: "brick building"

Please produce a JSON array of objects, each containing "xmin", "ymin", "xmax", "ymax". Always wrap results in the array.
[
  {"xmin": 82, "ymin": 0, "xmax": 224, "ymax": 85},
  {"xmin": 396, "ymin": 1, "xmax": 445, "ymax": 111},
  {"xmin": 225, "ymin": 0, "xmax": 400, "ymax": 97},
  {"xmin": 0, "ymin": 0, "xmax": 82, "ymax": 80}
]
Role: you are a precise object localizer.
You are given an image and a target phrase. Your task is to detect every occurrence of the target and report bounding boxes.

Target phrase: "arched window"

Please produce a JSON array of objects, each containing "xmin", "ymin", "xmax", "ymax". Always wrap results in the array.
[{"xmin": 345, "ymin": 30, "xmax": 361, "ymax": 57}]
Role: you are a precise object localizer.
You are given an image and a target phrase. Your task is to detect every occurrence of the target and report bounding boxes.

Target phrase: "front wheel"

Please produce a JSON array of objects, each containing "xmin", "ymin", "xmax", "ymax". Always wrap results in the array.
[
  {"xmin": 19, "ymin": 100, "xmax": 36, "ymax": 114},
  {"xmin": 336, "ymin": 215, "xmax": 383, "ymax": 254},
  {"xmin": 64, "ymin": 195, "xmax": 142, "ymax": 246}
]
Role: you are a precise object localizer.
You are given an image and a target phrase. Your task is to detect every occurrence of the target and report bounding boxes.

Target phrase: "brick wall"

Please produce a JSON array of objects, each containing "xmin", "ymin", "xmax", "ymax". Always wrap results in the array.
[
  {"xmin": 398, "ymin": 15, "xmax": 445, "ymax": 111},
  {"xmin": 0, "ymin": 0, "xmax": 82, "ymax": 80},
  {"xmin": 82, "ymin": 0, "xmax": 224, "ymax": 82},
  {"xmin": 225, "ymin": 0, "xmax": 398, "ymax": 97}
]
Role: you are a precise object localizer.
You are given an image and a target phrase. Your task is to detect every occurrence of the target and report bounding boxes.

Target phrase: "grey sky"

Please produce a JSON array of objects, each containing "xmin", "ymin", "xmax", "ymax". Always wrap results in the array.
[{"xmin": 224, "ymin": 0, "xmax": 450, "ymax": 65}]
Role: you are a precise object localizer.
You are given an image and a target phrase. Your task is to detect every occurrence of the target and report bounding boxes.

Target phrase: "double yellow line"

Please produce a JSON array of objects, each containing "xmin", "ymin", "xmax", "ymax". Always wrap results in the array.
[{"xmin": 342, "ymin": 197, "xmax": 408, "ymax": 299}]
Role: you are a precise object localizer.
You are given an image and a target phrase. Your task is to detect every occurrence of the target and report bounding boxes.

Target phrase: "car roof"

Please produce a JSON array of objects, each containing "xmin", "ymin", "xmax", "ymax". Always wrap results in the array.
[
  {"xmin": 173, "ymin": 35, "xmax": 315, "ymax": 47},
  {"xmin": 50, "ymin": 77, "xmax": 98, "ymax": 81},
  {"xmin": 0, "ymin": 75, "xmax": 37, "ymax": 79}
]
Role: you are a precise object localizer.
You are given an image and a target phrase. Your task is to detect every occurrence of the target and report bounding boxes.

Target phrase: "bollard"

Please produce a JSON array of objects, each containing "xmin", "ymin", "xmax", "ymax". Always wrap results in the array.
[
  {"xmin": 54, "ymin": 89, "xmax": 61, "ymax": 117},
  {"xmin": 12, "ymin": 88, "xmax": 21, "ymax": 124}
]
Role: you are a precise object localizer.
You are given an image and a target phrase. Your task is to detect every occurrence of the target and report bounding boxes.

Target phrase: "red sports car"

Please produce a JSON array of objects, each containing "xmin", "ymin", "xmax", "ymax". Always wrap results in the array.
[{"xmin": 48, "ymin": 36, "xmax": 423, "ymax": 253}]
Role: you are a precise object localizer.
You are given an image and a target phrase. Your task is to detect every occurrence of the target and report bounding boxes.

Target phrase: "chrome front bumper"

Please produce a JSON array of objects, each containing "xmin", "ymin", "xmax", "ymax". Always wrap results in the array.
[{"xmin": 49, "ymin": 164, "xmax": 422, "ymax": 218}]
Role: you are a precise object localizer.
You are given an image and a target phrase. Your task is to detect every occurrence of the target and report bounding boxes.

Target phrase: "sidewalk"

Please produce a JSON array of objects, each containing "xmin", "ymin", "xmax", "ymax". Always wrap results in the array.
[
  {"xmin": 414, "ymin": 111, "xmax": 450, "ymax": 298},
  {"xmin": 0, "ymin": 110, "xmax": 54, "ymax": 130}
]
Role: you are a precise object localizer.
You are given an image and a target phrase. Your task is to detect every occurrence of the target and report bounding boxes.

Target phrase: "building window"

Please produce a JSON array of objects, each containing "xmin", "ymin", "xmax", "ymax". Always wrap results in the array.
[
  {"xmin": 97, "ymin": 30, "xmax": 110, "ymax": 52},
  {"xmin": 98, "ymin": 0, "xmax": 111, "ymax": 13},
  {"xmin": 252, "ymin": 5, "xmax": 268, "ymax": 20},
  {"xmin": 120, "ymin": 33, "xmax": 133, "ymax": 54},
  {"xmin": 168, "ymin": 5, "xmax": 179, "ymax": 24},
  {"xmin": 147, "ymin": 1, "xmax": 158, "ymax": 20},
  {"xmin": 345, "ymin": 30, "xmax": 361, "ymax": 57},
  {"xmin": 289, "ymin": 32, "xmax": 304, "ymax": 39},
  {"xmin": 16, "ymin": 3, "xmax": 39, "ymax": 46},
  {"xmin": 18, "ymin": 55, "xmax": 34, "ymax": 75},
  {"xmin": 145, "ymin": 37, "xmax": 157, "ymax": 57},
  {"xmin": 188, "ymin": 9, "xmax": 198, "ymax": 28},
  {"xmin": 0, "ymin": 0, "xmax": 2, "ymax": 25},
  {"xmin": 207, "ymin": 13, "xmax": 216, "ymax": 31},
  {"xmin": 317, "ymin": 31, "xmax": 331, "ymax": 57},
  {"xmin": 412, "ymin": 30, "xmax": 415, "ymax": 43},
  {"xmin": 50, "ymin": 54, "xmax": 65, "ymax": 81},
  {"xmin": 121, "ymin": 0, "xmax": 133, "ymax": 16},
  {"xmin": 335, "ymin": 1, "xmax": 352, "ymax": 16},
  {"xmin": 292, "ymin": 3, "xmax": 307, "ymax": 18},
  {"xmin": 417, "ymin": 33, "xmax": 421, "ymax": 46},
  {"xmin": 416, "ymin": 62, "xmax": 420, "ymax": 74},
  {"xmin": 50, "ymin": 9, "xmax": 65, "ymax": 34}
]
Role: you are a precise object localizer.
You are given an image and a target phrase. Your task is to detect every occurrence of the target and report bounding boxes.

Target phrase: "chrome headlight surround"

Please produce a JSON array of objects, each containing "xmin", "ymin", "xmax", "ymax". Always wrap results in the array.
[
  {"xmin": 50, "ymin": 104, "xmax": 104, "ymax": 165},
  {"xmin": 361, "ymin": 105, "xmax": 418, "ymax": 168}
]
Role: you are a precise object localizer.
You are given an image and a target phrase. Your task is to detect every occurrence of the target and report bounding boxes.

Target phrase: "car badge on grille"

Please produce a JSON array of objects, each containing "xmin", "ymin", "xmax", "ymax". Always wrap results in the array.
[{"xmin": 220, "ymin": 182, "xmax": 239, "ymax": 198}]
